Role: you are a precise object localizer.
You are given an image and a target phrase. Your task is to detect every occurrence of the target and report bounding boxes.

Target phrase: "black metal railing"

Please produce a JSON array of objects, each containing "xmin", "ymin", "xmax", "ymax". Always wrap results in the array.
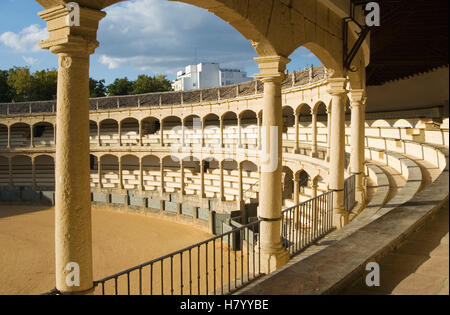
[
  {"xmin": 92, "ymin": 219, "xmax": 262, "ymax": 295},
  {"xmin": 344, "ymin": 175, "xmax": 356, "ymax": 212},
  {"xmin": 281, "ymin": 191, "xmax": 334, "ymax": 257}
]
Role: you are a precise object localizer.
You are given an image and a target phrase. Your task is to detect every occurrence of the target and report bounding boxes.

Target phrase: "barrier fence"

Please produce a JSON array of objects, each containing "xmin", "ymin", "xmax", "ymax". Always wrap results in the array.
[
  {"xmin": 43, "ymin": 191, "xmax": 336, "ymax": 295},
  {"xmin": 281, "ymin": 191, "xmax": 334, "ymax": 257}
]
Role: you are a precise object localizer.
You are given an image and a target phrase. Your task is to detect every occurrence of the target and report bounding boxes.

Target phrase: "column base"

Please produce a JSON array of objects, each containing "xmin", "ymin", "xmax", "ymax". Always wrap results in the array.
[
  {"xmin": 333, "ymin": 210, "xmax": 349, "ymax": 229},
  {"xmin": 259, "ymin": 247, "xmax": 290, "ymax": 274}
]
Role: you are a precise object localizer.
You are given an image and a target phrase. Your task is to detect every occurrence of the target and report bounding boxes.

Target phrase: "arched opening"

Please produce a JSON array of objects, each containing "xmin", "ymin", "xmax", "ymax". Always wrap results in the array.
[
  {"xmin": 239, "ymin": 110, "xmax": 258, "ymax": 150},
  {"xmin": 203, "ymin": 114, "xmax": 220, "ymax": 148},
  {"xmin": 0, "ymin": 125, "xmax": 8, "ymax": 148},
  {"xmin": 89, "ymin": 154, "xmax": 99, "ymax": 188},
  {"xmin": 297, "ymin": 104, "xmax": 312, "ymax": 149},
  {"xmin": 89, "ymin": 121, "xmax": 98, "ymax": 146},
  {"xmin": 11, "ymin": 155, "xmax": 32, "ymax": 187},
  {"xmin": 222, "ymin": 159, "xmax": 238, "ymax": 201},
  {"xmin": 10, "ymin": 123, "xmax": 31, "ymax": 148},
  {"xmin": 33, "ymin": 122, "xmax": 54, "ymax": 147},
  {"xmin": 121, "ymin": 154, "xmax": 140, "ymax": 190},
  {"xmin": 99, "ymin": 119, "xmax": 119, "ymax": 147},
  {"xmin": 120, "ymin": 118, "xmax": 139, "ymax": 146},
  {"xmin": 162, "ymin": 116, "xmax": 182, "ymax": 148},
  {"xmin": 315, "ymin": 102, "xmax": 328, "ymax": 159},
  {"xmin": 142, "ymin": 155, "xmax": 160, "ymax": 192},
  {"xmin": 35, "ymin": 155, "xmax": 55, "ymax": 189},
  {"xmin": 203, "ymin": 157, "xmax": 220, "ymax": 199},
  {"xmin": 183, "ymin": 115, "xmax": 202, "ymax": 148},
  {"xmin": 241, "ymin": 160, "xmax": 259, "ymax": 203},
  {"xmin": 222, "ymin": 112, "xmax": 238, "ymax": 149},
  {"xmin": 100, "ymin": 154, "xmax": 119, "ymax": 189},
  {"xmin": 182, "ymin": 156, "xmax": 200, "ymax": 196},
  {"xmin": 296, "ymin": 169, "xmax": 311, "ymax": 202},
  {"xmin": 0, "ymin": 156, "xmax": 8, "ymax": 187},
  {"xmin": 162, "ymin": 155, "xmax": 181, "ymax": 194},
  {"xmin": 141, "ymin": 117, "xmax": 160, "ymax": 146},
  {"xmin": 282, "ymin": 106, "xmax": 295, "ymax": 152},
  {"xmin": 282, "ymin": 166, "xmax": 294, "ymax": 202}
]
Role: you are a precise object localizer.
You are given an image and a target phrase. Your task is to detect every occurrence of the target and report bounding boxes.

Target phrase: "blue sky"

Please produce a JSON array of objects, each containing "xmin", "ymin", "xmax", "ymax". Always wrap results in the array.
[{"xmin": 0, "ymin": 0, "xmax": 322, "ymax": 84}]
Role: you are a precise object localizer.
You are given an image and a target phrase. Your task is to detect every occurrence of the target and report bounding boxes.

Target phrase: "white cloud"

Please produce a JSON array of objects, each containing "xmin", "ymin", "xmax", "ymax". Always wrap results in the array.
[
  {"xmin": 22, "ymin": 56, "xmax": 38, "ymax": 65},
  {"xmin": 95, "ymin": 0, "xmax": 256, "ymax": 76},
  {"xmin": 0, "ymin": 24, "xmax": 48, "ymax": 52}
]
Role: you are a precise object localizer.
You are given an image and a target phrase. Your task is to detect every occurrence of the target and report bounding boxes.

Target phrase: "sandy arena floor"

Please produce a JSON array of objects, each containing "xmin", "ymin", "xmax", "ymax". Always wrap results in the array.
[{"xmin": 0, "ymin": 204, "xmax": 215, "ymax": 295}]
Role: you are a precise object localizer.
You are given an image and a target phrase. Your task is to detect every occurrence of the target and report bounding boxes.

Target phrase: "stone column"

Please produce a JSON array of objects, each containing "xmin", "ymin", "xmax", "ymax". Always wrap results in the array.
[
  {"xmin": 327, "ymin": 78, "xmax": 348, "ymax": 228},
  {"xmin": 311, "ymin": 109, "xmax": 318, "ymax": 157},
  {"xmin": 237, "ymin": 115, "xmax": 242, "ymax": 148},
  {"xmin": 118, "ymin": 156, "xmax": 123, "ymax": 190},
  {"xmin": 180, "ymin": 160, "xmax": 185, "ymax": 196},
  {"xmin": 139, "ymin": 158, "xmax": 144, "ymax": 193},
  {"xmin": 97, "ymin": 122, "xmax": 101, "ymax": 147},
  {"xmin": 200, "ymin": 160, "xmax": 205, "ymax": 198},
  {"xmin": 160, "ymin": 160, "xmax": 164, "ymax": 195},
  {"xmin": 219, "ymin": 160, "xmax": 225, "ymax": 201},
  {"xmin": 257, "ymin": 113, "xmax": 262, "ymax": 150},
  {"xmin": 139, "ymin": 120, "xmax": 143, "ymax": 147},
  {"xmin": 39, "ymin": 5, "xmax": 105, "ymax": 294},
  {"xmin": 7, "ymin": 125, "xmax": 11, "ymax": 149},
  {"xmin": 160, "ymin": 120, "xmax": 164, "ymax": 147},
  {"xmin": 238, "ymin": 162, "xmax": 243, "ymax": 202},
  {"xmin": 254, "ymin": 56, "xmax": 290, "ymax": 273},
  {"xmin": 326, "ymin": 105, "xmax": 332, "ymax": 161},
  {"xmin": 118, "ymin": 122, "xmax": 122, "ymax": 146},
  {"xmin": 30, "ymin": 125, "xmax": 34, "ymax": 148},
  {"xmin": 294, "ymin": 111, "xmax": 300, "ymax": 153},
  {"xmin": 31, "ymin": 156, "xmax": 36, "ymax": 189},
  {"xmin": 181, "ymin": 119, "xmax": 186, "ymax": 147},
  {"xmin": 98, "ymin": 157, "xmax": 103, "ymax": 189},
  {"xmin": 293, "ymin": 177, "xmax": 300, "ymax": 204},
  {"xmin": 201, "ymin": 119, "xmax": 205, "ymax": 148},
  {"xmin": 220, "ymin": 118, "xmax": 224, "ymax": 148},
  {"xmin": 349, "ymin": 89, "xmax": 367, "ymax": 204}
]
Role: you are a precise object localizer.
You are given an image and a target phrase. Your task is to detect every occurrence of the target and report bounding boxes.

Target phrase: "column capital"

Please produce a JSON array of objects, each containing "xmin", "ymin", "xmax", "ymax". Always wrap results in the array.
[
  {"xmin": 254, "ymin": 55, "xmax": 290, "ymax": 83},
  {"xmin": 38, "ymin": 4, "xmax": 106, "ymax": 56},
  {"xmin": 349, "ymin": 89, "xmax": 367, "ymax": 106},
  {"xmin": 326, "ymin": 78, "xmax": 347, "ymax": 96}
]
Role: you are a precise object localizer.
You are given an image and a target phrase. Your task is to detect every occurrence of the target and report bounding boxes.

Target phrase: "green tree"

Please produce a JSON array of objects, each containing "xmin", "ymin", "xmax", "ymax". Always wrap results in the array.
[
  {"xmin": 90, "ymin": 78, "xmax": 107, "ymax": 97},
  {"xmin": 0, "ymin": 70, "xmax": 13, "ymax": 102},
  {"xmin": 7, "ymin": 67, "xmax": 57, "ymax": 102},
  {"xmin": 133, "ymin": 74, "xmax": 172, "ymax": 94},
  {"xmin": 107, "ymin": 77, "xmax": 134, "ymax": 96}
]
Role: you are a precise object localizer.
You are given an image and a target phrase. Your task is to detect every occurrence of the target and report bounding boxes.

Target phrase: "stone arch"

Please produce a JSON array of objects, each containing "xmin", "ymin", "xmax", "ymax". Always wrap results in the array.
[
  {"xmin": 0, "ymin": 156, "xmax": 9, "ymax": 187},
  {"xmin": 0, "ymin": 124, "xmax": 7, "ymax": 148},
  {"xmin": 239, "ymin": 110, "xmax": 258, "ymax": 149},
  {"xmin": 183, "ymin": 114, "xmax": 202, "ymax": 148},
  {"xmin": 142, "ymin": 154, "xmax": 161, "ymax": 192},
  {"xmin": 100, "ymin": 154, "xmax": 119, "ymax": 189},
  {"xmin": 203, "ymin": 113, "xmax": 220, "ymax": 148},
  {"xmin": 162, "ymin": 116, "xmax": 182, "ymax": 147},
  {"xmin": 141, "ymin": 116, "xmax": 160, "ymax": 146},
  {"xmin": 162, "ymin": 155, "xmax": 181, "ymax": 194},
  {"xmin": 11, "ymin": 155, "xmax": 32, "ymax": 187},
  {"xmin": 121, "ymin": 154, "xmax": 140, "ymax": 190},
  {"xmin": 89, "ymin": 120, "xmax": 98, "ymax": 146},
  {"xmin": 35, "ymin": 154, "xmax": 55, "ymax": 189},
  {"xmin": 120, "ymin": 117, "xmax": 139, "ymax": 146},
  {"xmin": 10, "ymin": 122, "xmax": 31, "ymax": 148},
  {"xmin": 32, "ymin": 122, "xmax": 54, "ymax": 147},
  {"xmin": 99, "ymin": 119, "xmax": 119, "ymax": 147},
  {"xmin": 282, "ymin": 165, "xmax": 294, "ymax": 201},
  {"xmin": 222, "ymin": 112, "xmax": 238, "ymax": 149}
]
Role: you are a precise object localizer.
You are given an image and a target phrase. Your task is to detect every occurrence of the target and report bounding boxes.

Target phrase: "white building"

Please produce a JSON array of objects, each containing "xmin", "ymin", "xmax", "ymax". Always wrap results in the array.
[{"xmin": 172, "ymin": 62, "xmax": 252, "ymax": 91}]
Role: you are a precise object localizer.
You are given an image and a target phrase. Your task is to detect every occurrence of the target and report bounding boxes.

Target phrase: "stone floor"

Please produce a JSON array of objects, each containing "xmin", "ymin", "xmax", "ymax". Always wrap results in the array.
[{"xmin": 341, "ymin": 202, "xmax": 449, "ymax": 295}]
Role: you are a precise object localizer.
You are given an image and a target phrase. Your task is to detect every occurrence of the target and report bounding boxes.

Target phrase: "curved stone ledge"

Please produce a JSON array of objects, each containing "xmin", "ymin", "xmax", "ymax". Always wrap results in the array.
[{"xmin": 238, "ymin": 147, "xmax": 449, "ymax": 295}]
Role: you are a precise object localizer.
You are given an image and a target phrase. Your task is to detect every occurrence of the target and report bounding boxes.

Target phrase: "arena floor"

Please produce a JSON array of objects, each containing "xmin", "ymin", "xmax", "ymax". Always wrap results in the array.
[{"xmin": 0, "ymin": 204, "xmax": 213, "ymax": 295}]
